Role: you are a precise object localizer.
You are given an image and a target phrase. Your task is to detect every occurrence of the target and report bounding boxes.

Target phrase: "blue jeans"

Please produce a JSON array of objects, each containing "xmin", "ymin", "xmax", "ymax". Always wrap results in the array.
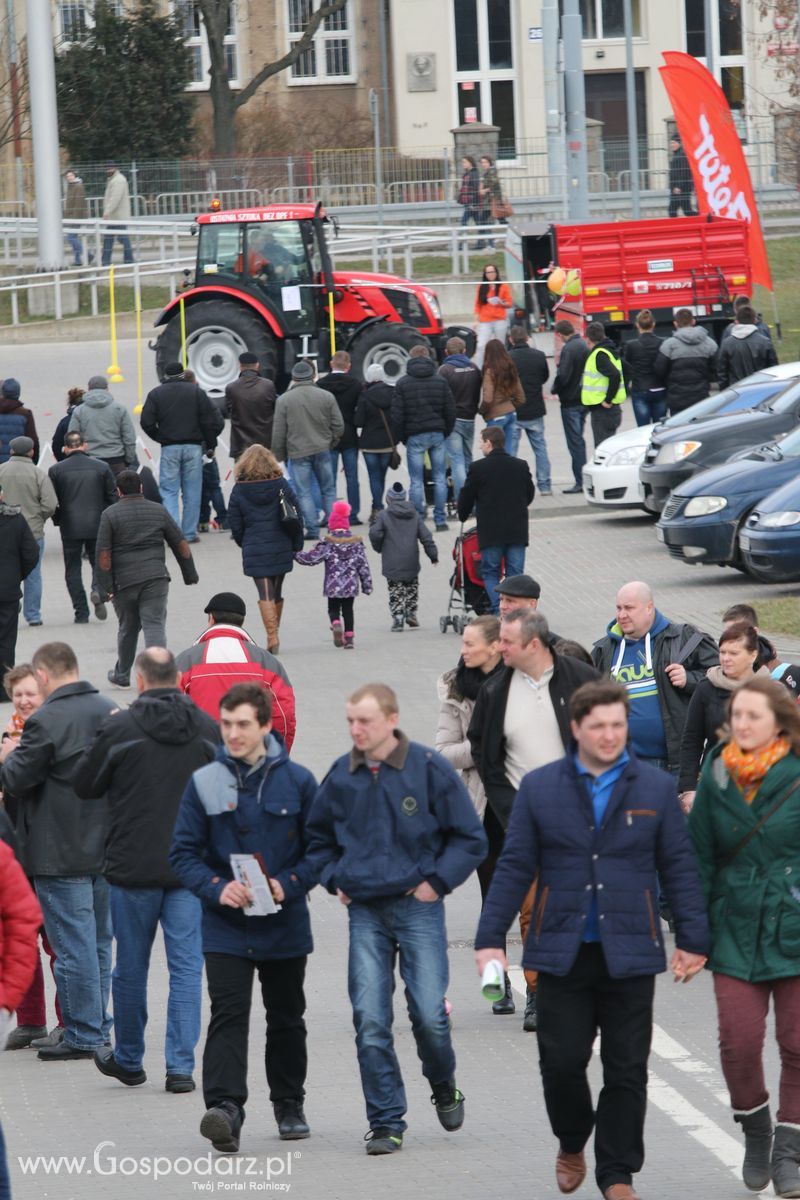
[
  {"xmin": 446, "ymin": 419, "xmax": 475, "ymax": 497},
  {"xmin": 0, "ymin": 1123, "xmax": 9, "ymax": 1200},
  {"xmin": 631, "ymin": 389, "xmax": 668, "ymax": 428},
  {"xmin": 406, "ymin": 432, "xmax": 447, "ymax": 526},
  {"xmin": 159, "ymin": 443, "xmax": 203, "ymax": 540},
  {"xmin": 485, "ymin": 411, "xmax": 519, "ymax": 455},
  {"xmin": 348, "ymin": 896, "xmax": 455, "ymax": 1132},
  {"xmin": 35, "ymin": 875, "xmax": 112, "ymax": 1049},
  {"xmin": 66, "ymin": 231, "xmax": 84, "ymax": 266},
  {"xmin": 560, "ymin": 405, "xmax": 587, "ymax": 486},
  {"xmin": 480, "ymin": 544, "xmax": 526, "ymax": 613},
  {"xmin": 101, "ymin": 225, "xmax": 133, "ymax": 265},
  {"xmin": 364, "ymin": 452, "xmax": 393, "ymax": 511},
  {"xmin": 330, "ymin": 446, "xmax": 361, "ymax": 519},
  {"xmin": 517, "ymin": 417, "xmax": 551, "ymax": 490},
  {"xmin": 292, "ymin": 452, "xmax": 335, "ymax": 537},
  {"xmin": 109, "ymin": 885, "xmax": 203, "ymax": 1074},
  {"xmin": 22, "ymin": 536, "xmax": 44, "ymax": 623}
]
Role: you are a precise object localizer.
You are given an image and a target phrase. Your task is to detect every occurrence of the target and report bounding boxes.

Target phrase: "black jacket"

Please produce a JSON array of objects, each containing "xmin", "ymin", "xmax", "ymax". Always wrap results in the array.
[
  {"xmin": 0, "ymin": 681, "xmax": 116, "ymax": 875},
  {"xmin": 224, "ymin": 371, "xmax": 277, "ymax": 458},
  {"xmin": 140, "ymin": 379, "xmax": 223, "ymax": 449},
  {"xmin": 468, "ymin": 652, "xmax": 600, "ymax": 827},
  {"xmin": 669, "ymin": 145, "xmax": 694, "ymax": 193},
  {"xmin": 0, "ymin": 502, "xmax": 39, "ymax": 601},
  {"xmin": 509, "ymin": 345, "xmax": 550, "ymax": 420},
  {"xmin": 391, "ymin": 357, "xmax": 455, "ymax": 442},
  {"xmin": 718, "ymin": 328, "xmax": 779, "ymax": 390},
  {"xmin": 457, "ymin": 448, "xmax": 534, "ymax": 549},
  {"xmin": 48, "ymin": 451, "xmax": 117, "ymax": 541},
  {"xmin": 96, "ymin": 494, "xmax": 198, "ymax": 594},
  {"xmin": 318, "ymin": 372, "xmax": 363, "ymax": 451},
  {"xmin": 356, "ymin": 381, "xmax": 396, "ymax": 451},
  {"xmin": 623, "ymin": 332, "xmax": 665, "ymax": 393},
  {"xmin": 550, "ymin": 335, "xmax": 589, "ymax": 407},
  {"xmin": 654, "ymin": 327, "xmax": 719, "ymax": 413},
  {"xmin": 592, "ymin": 619, "xmax": 719, "ymax": 774},
  {"xmin": 72, "ymin": 688, "xmax": 220, "ymax": 888},
  {"xmin": 677, "ymin": 676, "xmax": 730, "ymax": 793},
  {"xmin": 438, "ymin": 355, "xmax": 483, "ymax": 421}
]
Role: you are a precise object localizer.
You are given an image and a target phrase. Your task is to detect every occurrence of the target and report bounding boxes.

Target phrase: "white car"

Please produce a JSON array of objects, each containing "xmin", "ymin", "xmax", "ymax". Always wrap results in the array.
[{"xmin": 583, "ymin": 424, "xmax": 652, "ymax": 510}]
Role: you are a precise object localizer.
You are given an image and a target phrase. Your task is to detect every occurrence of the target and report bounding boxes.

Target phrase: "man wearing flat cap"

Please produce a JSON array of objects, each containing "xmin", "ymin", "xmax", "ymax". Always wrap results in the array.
[
  {"xmin": 224, "ymin": 353, "xmax": 277, "ymax": 459},
  {"xmin": 0, "ymin": 437, "xmax": 57, "ymax": 627},
  {"xmin": 175, "ymin": 592, "xmax": 297, "ymax": 748},
  {"xmin": 141, "ymin": 364, "xmax": 223, "ymax": 543},
  {"xmin": 271, "ymin": 362, "xmax": 343, "ymax": 540}
]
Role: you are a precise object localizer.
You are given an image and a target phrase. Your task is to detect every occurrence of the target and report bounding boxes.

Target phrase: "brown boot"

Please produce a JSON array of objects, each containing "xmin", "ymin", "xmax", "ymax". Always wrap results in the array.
[
  {"xmin": 258, "ymin": 600, "xmax": 280, "ymax": 654},
  {"xmin": 603, "ymin": 1186, "xmax": 641, "ymax": 1200},
  {"xmin": 275, "ymin": 599, "xmax": 285, "ymax": 629},
  {"xmin": 556, "ymin": 1149, "xmax": 586, "ymax": 1194}
]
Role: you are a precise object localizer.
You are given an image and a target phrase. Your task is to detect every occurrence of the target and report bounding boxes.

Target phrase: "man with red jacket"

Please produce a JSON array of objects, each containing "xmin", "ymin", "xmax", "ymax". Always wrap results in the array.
[{"xmin": 175, "ymin": 592, "xmax": 296, "ymax": 749}]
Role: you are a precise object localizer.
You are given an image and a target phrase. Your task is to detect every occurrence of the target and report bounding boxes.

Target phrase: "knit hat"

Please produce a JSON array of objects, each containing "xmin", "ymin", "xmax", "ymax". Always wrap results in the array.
[
  {"xmin": 87, "ymin": 375, "xmax": 108, "ymax": 390},
  {"xmin": 164, "ymin": 362, "xmax": 185, "ymax": 379},
  {"xmin": 328, "ymin": 500, "xmax": 351, "ymax": 531},
  {"xmin": 9, "ymin": 436, "xmax": 33, "ymax": 456},
  {"xmin": 291, "ymin": 360, "xmax": 314, "ymax": 382},
  {"xmin": 386, "ymin": 481, "xmax": 407, "ymax": 502},
  {"xmin": 365, "ymin": 364, "xmax": 385, "ymax": 383},
  {"xmin": 1, "ymin": 378, "xmax": 20, "ymax": 400}
]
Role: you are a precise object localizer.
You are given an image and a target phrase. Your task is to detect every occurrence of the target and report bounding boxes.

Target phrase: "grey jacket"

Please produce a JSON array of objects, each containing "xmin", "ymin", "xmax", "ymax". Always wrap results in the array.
[
  {"xmin": 368, "ymin": 493, "xmax": 438, "ymax": 581},
  {"xmin": 103, "ymin": 170, "xmax": 131, "ymax": 222},
  {"xmin": 68, "ymin": 389, "xmax": 137, "ymax": 464},
  {"xmin": 0, "ymin": 456, "xmax": 57, "ymax": 539},
  {"xmin": 96, "ymin": 494, "xmax": 198, "ymax": 594},
  {"xmin": 271, "ymin": 382, "xmax": 344, "ymax": 462}
]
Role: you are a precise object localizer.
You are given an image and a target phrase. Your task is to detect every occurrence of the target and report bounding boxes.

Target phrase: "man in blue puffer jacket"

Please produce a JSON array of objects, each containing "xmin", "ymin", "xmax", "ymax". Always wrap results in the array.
[
  {"xmin": 307, "ymin": 682, "xmax": 487, "ymax": 1157},
  {"xmin": 170, "ymin": 682, "xmax": 318, "ymax": 1154},
  {"xmin": 475, "ymin": 680, "xmax": 709, "ymax": 1200}
]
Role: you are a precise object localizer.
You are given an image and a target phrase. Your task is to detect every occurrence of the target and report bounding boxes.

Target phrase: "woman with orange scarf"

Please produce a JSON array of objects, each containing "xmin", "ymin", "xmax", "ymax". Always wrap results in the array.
[{"xmin": 689, "ymin": 676, "xmax": 800, "ymax": 1198}]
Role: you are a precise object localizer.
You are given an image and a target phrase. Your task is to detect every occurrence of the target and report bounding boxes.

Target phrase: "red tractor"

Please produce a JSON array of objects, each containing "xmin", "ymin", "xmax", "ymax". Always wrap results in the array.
[{"xmin": 153, "ymin": 202, "xmax": 445, "ymax": 399}]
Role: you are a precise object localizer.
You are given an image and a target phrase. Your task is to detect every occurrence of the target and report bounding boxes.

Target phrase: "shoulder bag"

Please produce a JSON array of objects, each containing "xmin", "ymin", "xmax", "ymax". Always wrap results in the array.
[
  {"xmin": 376, "ymin": 406, "xmax": 402, "ymax": 471},
  {"xmin": 278, "ymin": 486, "xmax": 304, "ymax": 551},
  {"xmin": 718, "ymin": 776, "xmax": 800, "ymax": 869}
]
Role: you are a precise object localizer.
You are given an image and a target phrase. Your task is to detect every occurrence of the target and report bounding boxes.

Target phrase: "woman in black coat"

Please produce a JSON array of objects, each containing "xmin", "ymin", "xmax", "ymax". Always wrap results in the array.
[
  {"xmin": 226, "ymin": 445, "xmax": 299, "ymax": 655},
  {"xmin": 355, "ymin": 364, "xmax": 398, "ymax": 521},
  {"xmin": 678, "ymin": 622, "xmax": 769, "ymax": 807}
]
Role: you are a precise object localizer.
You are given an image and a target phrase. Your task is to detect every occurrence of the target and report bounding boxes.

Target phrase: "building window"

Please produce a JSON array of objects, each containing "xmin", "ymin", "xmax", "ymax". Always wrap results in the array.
[
  {"xmin": 452, "ymin": 0, "xmax": 517, "ymax": 155},
  {"xmin": 683, "ymin": 0, "xmax": 746, "ymax": 133},
  {"xmin": 560, "ymin": 0, "xmax": 641, "ymax": 39},
  {"xmin": 58, "ymin": 2, "xmax": 89, "ymax": 43},
  {"xmin": 180, "ymin": 1, "xmax": 239, "ymax": 91},
  {"xmin": 288, "ymin": 0, "xmax": 355, "ymax": 84}
]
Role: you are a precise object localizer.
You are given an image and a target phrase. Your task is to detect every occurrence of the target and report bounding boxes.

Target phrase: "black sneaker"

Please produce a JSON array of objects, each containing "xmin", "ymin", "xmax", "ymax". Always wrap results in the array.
[
  {"xmin": 90, "ymin": 590, "xmax": 107, "ymax": 621},
  {"xmin": 391, "ymin": 615, "xmax": 404, "ymax": 632},
  {"xmin": 431, "ymin": 1081, "xmax": 465, "ymax": 1132},
  {"xmin": 435, "ymin": 523, "xmax": 449, "ymax": 532},
  {"xmin": 165, "ymin": 1073, "xmax": 196, "ymax": 1093},
  {"xmin": 107, "ymin": 669, "xmax": 130, "ymax": 689},
  {"xmin": 405, "ymin": 613, "xmax": 420, "ymax": 629},
  {"xmin": 492, "ymin": 972, "xmax": 516, "ymax": 1015},
  {"xmin": 200, "ymin": 1101, "xmax": 242, "ymax": 1153},
  {"xmin": 94, "ymin": 1047, "xmax": 147, "ymax": 1086},
  {"xmin": 365, "ymin": 1128, "xmax": 403, "ymax": 1155},
  {"xmin": 523, "ymin": 988, "xmax": 538, "ymax": 1032},
  {"xmin": 274, "ymin": 1099, "xmax": 310, "ymax": 1140},
  {"xmin": 5, "ymin": 1024, "xmax": 47, "ymax": 1050},
  {"xmin": 562, "ymin": 484, "xmax": 583, "ymax": 494}
]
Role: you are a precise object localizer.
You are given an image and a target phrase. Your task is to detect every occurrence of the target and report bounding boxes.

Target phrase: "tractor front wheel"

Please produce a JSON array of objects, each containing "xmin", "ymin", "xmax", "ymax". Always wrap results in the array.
[
  {"xmin": 347, "ymin": 323, "xmax": 429, "ymax": 385},
  {"xmin": 155, "ymin": 300, "xmax": 277, "ymax": 401}
]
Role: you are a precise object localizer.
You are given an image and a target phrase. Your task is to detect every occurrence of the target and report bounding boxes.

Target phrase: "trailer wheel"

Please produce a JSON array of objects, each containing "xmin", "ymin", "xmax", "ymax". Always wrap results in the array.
[
  {"xmin": 156, "ymin": 301, "xmax": 277, "ymax": 401},
  {"xmin": 348, "ymin": 323, "xmax": 428, "ymax": 385}
]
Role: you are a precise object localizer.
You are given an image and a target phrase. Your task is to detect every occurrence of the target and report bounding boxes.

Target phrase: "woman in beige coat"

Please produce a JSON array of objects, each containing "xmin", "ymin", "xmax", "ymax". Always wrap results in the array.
[{"xmin": 435, "ymin": 615, "xmax": 502, "ymax": 818}]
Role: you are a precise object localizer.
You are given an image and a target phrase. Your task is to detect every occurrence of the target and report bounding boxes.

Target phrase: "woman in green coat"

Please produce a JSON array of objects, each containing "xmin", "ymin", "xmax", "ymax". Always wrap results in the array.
[{"xmin": 689, "ymin": 676, "xmax": 800, "ymax": 1198}]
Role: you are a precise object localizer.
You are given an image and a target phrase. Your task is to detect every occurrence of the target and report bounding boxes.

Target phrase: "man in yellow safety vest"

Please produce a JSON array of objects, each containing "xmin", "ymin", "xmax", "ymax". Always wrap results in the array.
[{"xmin": 581, "ymin": 322, "xmax": 627, "ymax": 449}]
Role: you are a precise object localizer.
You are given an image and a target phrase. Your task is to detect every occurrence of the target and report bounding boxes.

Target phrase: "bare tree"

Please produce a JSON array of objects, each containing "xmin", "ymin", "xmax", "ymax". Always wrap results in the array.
[{"xmin": 196, "ymin": 0, "xmax": 348, "ymax": 156}]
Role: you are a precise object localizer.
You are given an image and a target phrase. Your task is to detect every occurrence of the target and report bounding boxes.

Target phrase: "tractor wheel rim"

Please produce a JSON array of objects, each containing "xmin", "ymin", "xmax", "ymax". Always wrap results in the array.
[
  {"xmin": 185, "ymin": 326, "xmax": 248, "ymax": 398},
  {"xmin": 361, "ymin": 340, "xmax": 415, "ymax": 384}
]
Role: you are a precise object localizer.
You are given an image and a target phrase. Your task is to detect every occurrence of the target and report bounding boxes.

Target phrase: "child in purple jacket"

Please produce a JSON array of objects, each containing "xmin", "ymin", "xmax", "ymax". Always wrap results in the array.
[{"xmin": 294, "ymin": 501, "xmax": 373, "ymax": 648}]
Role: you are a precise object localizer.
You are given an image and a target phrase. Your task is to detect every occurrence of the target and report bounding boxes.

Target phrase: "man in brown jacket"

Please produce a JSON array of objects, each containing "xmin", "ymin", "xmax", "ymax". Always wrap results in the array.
[
  {"xmin": 223, "ymin": 353, "xmax": 276, "ymax": 459},
  {"xmin": 64, "ymin": 170, "xmax": 90, "ymax": 267}
]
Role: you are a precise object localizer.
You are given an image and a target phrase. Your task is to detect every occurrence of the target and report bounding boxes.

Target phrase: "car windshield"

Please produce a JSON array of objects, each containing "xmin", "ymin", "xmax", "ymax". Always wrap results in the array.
[
  {"xmin": 663, "ymin": 380, "xmax": 788, "ymax": 427},
  {"xmin": 762, "ymin": 379, "xmax": 800, "ymax": 413},
  {"xmin": 770, "ymin": 426, "xmax": 800, "ymax": 458}
]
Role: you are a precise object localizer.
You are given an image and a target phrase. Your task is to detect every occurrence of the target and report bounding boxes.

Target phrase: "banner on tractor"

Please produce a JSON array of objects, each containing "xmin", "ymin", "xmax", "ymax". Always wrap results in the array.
[{"xmin": 659, "ymin": 51, "xmax": 772, "ymax": 290}]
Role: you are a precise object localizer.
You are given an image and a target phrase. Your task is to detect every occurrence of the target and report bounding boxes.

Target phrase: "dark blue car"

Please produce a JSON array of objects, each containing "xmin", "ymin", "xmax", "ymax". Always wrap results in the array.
[
  {"xmin": 740, "ymin": 475, "xmax": 800, "ymax": 583},
  {"xmin": 656, "ymin": 425, "xmax": 800, "ymax": 569}
]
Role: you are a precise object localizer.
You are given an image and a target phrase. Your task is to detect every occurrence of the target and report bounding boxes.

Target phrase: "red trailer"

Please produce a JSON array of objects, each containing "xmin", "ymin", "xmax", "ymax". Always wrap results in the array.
[{"xmin": 504, "ymin": 214, "xmax": 752, "ymax": 344}]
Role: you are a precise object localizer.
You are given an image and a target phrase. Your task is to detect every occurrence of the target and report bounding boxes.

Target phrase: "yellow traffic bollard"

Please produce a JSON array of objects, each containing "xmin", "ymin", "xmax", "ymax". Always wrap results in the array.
[
  {"xmin": 328, "ymin": 291, "xmax": 336, "ymax": 355},
  {"xmin": 179, "ymin": 295, "xmax": 187, "ymax": 368},
  {"xmin": 107, "ymin": 266, "xmax": 124, "ymax": 383}
]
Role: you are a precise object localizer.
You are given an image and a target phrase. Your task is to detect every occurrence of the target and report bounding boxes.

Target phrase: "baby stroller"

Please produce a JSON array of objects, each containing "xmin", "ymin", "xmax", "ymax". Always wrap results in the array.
[
  {"xmin": 440, "ymin": 524, "xmax": 492, "ymax": 633},
  {"xmin": 423, "ymin": 460, "xmax": 458, "ymax": 519}
]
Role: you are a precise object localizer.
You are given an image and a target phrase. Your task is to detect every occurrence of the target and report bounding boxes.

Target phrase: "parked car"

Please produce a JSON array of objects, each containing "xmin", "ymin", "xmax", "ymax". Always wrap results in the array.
[
  {"xmin": 583, "ymin": 369, "xmax": 799, "ymax": 512},
  {"xmin": 640, "ymin": 367, "xmax": 800, "ymax": 513},
  {"xmin": 655, "ymin": 426, "xmax": 800, "ymax": 568},
  {"xmin": 740, "ymin": 475, "xmax": 800, "ymax": 583}
]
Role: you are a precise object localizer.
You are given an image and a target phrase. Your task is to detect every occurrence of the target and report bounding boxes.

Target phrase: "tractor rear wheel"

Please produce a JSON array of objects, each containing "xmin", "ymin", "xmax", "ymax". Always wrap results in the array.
[
  {"xmin": 347, "ymin": 323, "xmax": 429, "ymax": 385},
  {"xmin": 156, "ymin": 300, "xmax": 277, "ymax": 401}
]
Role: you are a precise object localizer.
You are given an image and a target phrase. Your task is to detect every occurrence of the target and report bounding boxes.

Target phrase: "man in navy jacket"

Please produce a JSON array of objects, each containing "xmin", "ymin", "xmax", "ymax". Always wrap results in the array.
[
  {"xmin": 474, "ymin": 680, "xmax": 709, "ymax": 1200},
  {"xmin": 307, "ymin": 682, "xmax": 487, "ymax": 1157},
  {"xmin": 170, "ymin": 682, "xmax": 318, "ymax": 1153}
]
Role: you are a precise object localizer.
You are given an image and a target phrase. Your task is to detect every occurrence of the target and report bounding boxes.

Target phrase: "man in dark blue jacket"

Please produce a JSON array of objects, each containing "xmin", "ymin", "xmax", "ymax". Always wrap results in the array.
[
  {"xmin": 474, "ymin": 680, "xmax": 709, "ymax": 1200},
  {"xmin": 170, "ymin": 682, "xmax": 318, "ymax": 1153},
  {"xmin": 307, "ymin": 682, "xmax": 487, "ymax": 1157}
]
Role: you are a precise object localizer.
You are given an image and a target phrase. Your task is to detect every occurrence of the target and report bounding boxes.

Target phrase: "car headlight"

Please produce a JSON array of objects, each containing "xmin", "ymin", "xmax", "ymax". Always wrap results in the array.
[
  {"xmin": 422, "ymin": 290, "xmax": 441, "ymax": 321},
  {"xmin": 605, "ymin": 446, "xmax": 647, "ymax": 467},
  {"xmin": 656, "ymin": 440, "xmax": 702, "ymax": 464},
  {"xmin": 758, "ymin": 510, "xmax": 800, "ymax": 528},
  {"xmin": 683, "ymin": 496, "xmax": 728, "ymax": 517}
]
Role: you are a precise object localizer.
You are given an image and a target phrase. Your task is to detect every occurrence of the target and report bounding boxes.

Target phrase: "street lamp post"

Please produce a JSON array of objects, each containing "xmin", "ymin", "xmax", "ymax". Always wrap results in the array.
[
  {"xmin": 623, "ymin": 0, "xmax": 641, "ymax": 219},
  {"xmin": 26, "ymin": 0, "xmax": 64, "ymax": 268},
  {"xmin": 562, "ymin": 0, "xmax": 589, "ymax": 220}
]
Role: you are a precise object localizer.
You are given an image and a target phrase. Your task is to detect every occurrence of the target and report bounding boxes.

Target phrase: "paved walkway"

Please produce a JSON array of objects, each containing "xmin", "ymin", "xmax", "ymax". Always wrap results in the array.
[{"xmin": 1, "ymin": 338, "xmax": 794, "ymax": 1199}]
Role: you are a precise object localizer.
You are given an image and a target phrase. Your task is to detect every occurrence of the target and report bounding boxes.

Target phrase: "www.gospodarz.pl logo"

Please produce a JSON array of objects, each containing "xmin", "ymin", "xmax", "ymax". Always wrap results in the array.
[{"xmin": 18, "ymin": 1143, "xmax": 299, "ymax": 1189}]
